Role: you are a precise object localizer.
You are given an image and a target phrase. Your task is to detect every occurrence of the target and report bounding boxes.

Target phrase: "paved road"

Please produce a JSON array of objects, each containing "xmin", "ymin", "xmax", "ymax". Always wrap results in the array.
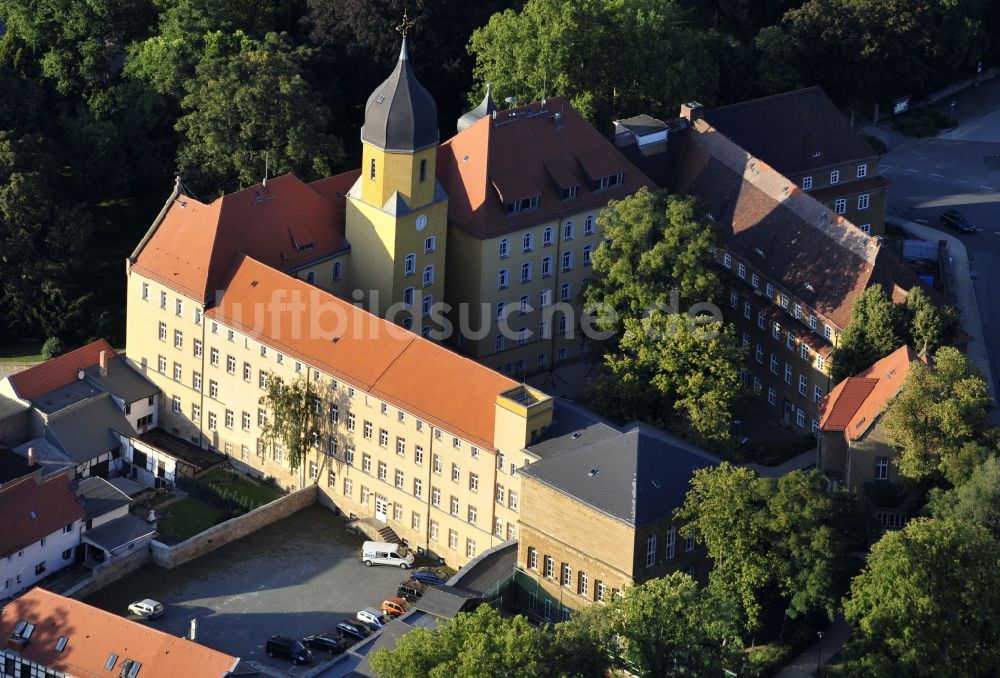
[
  {"xmin": 875, "ymin": 78, "xmax": 1000, "ymax": 395},
  {"xmin": 85, "ymin": 505, "xmax": 417, "ymax": 676}
]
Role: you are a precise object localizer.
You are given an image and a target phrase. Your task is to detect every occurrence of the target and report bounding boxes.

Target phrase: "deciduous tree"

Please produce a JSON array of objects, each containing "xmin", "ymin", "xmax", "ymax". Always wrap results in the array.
[
  {"xmin": 882, "ymin": 347, "xmax": 993, "ymax": 482},
  {"xmin": 844, "ymin": 518, "xmax": 1000, "ymax": 677},
  {"xmin": 929, "ymin": 455, "xmax": 1000, "ymax": 536},
  {"xmin": 258, "ymin": 374, "xmax": 320, "ymax": 474}
]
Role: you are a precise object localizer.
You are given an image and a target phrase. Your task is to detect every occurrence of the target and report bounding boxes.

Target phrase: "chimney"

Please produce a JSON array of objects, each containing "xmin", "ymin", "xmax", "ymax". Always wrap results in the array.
[
  {"xmin": 27, "ymin": 447, "xmax": 35, "ymax": 467},
  {"xmin": 99, "ymin": 350, "xmax": 108, "ymax": 377},
  {"xmin": 553, "ymin": 112, "xmax": 563, "ymax": 129},
  {"xmin": 680, "ymin": 101, "xmax": 704, "ymax": 122}
]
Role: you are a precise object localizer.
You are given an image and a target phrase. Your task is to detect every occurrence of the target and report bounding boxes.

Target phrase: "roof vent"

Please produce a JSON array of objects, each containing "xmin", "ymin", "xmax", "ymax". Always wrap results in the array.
[
  {"xmin": 571, "ymin": 432, "xmax": 582, "ymax": 439},
  {"xmin": 250, "ymin": 280, "xmax": 258, "ymax": 287},
  {"xmin": 29, "ymin": 511, "xmax": 37, "ymax": 519},
  {"xmin": 587, "ymin": 468, "xmax": 599, "ymax": 477},
  {"xmin": 554, "ymin": 112, "xmax": 563, "ymax": 129},
  {"xmin": 812, "ymin": 151, "xmax": 822, "ymax": 158},
  {"xmin": 752, "ymin": 247, "xmax": 765, "ymax": 258},
  {"xmin": 651, "ymin": 479, "xmax": 662, "ymax": 489}
]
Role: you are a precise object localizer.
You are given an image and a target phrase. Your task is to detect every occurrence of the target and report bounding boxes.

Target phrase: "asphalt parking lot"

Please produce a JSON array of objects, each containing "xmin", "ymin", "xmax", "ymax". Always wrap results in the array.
[{"xmin": 85, "ymin": 504, "xmax": 415, "ymax": 674}]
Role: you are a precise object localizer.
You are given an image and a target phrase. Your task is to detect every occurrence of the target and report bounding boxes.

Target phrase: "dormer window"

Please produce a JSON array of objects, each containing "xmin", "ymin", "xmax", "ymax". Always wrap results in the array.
[
  {"xmin": 561, "ymin": 186, "xmax": 578, "ymax": 200},
  {"xmin": 505, "ymin": 196, "xmax": 540, "ymax": 215},
  {"xmin": 592, "ymin": 172, "xmax": 624, "ymax": 191}
]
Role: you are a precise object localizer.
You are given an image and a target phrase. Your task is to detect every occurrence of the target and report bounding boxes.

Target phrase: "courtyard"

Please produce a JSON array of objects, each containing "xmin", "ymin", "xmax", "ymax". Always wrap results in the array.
[{"xmin": 84, "ymin": 504, "xmax": 419, "ymax": 673}]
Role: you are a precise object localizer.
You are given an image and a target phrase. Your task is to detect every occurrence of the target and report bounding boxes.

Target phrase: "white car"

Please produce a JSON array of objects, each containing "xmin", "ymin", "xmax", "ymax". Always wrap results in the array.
[
  {"xmin": 128, "ymin": 599, "xmax": 164, "ymax": 619},
  {"xmin": 357, "ymin": 607, "xmax": 390, "ymax": 629}
]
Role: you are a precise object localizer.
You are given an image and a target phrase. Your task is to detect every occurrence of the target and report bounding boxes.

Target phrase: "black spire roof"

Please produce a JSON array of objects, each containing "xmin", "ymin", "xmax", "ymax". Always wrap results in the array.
[
  {"xmin": 457, "ymin": 84, "xmax": 497, "ymax": 132},
  {"xmin": 361, "ymin": 38, "xmax": 439, "ymax": 153}
]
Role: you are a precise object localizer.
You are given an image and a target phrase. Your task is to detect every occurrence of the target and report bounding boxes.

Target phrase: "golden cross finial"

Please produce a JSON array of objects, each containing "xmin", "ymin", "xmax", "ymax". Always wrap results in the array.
[{"xmin": 396, "ymin": 9, "xmax": 415, "ymax": 38}]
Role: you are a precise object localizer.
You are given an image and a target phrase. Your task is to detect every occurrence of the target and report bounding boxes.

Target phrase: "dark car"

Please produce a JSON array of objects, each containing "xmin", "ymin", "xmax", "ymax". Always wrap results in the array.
[
  {"xmin": 336, "ymin": 620, "xmax": 373, "ymax": 642},
  {"xmin": 265, "ymin": 635, "xmax": 312, "ymax": 665},
  {"xmin": 941, "ymin": 209, "xmax": 976, "ymax": 233},
  {"xmin": 410, "ymin": 568, "xmax": 448, "ymax": 586},
  {"xmin": 398, "ymin": 578, "xmax": 433, "ymax": 602},
  {"xmin": 304, "ymin": 632, "xmax": 347, "ymax": 656}
]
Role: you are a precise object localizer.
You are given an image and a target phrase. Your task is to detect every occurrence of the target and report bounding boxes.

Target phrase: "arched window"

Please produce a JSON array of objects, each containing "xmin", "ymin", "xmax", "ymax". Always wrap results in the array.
[
  {"xmin": 370, "ymin": 158, "xmax": 376, "ymax": 180},
  {"xmin": 419, "ymin": 158, "xmax": 427, "ymax": 182}
]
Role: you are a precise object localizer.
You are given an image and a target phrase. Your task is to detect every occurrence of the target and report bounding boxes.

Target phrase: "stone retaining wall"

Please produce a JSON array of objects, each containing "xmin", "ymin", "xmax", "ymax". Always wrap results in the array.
[
  {"xmin": 65, "ymin": 548, "xmax": 151, "ymax": 599},
  {"xmin": 151, "ymin": 485, "xmax": 317, "ymax": 569}
]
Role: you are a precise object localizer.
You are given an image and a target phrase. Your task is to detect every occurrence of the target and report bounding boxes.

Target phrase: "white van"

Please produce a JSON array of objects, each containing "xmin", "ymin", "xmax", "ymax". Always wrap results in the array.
[{"xmin": 362, "ymin": 541, "xmax": 414, "ymax": 569}]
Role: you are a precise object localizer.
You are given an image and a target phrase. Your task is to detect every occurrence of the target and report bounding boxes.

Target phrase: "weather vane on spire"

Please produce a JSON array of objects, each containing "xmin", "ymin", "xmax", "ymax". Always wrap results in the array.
[{"xmin": 396, "ymin": 9, "xmax": 415, "ymax": 38}]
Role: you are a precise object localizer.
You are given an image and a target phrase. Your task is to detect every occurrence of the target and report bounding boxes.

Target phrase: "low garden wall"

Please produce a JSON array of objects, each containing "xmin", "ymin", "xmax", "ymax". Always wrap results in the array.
[
  {"xmin": 65, "ymin": 547, "xmax": 150, "ymax": 599},
  {"xmin": 151, "ymin": 485, "xmax": 317, "ymax": 569}
]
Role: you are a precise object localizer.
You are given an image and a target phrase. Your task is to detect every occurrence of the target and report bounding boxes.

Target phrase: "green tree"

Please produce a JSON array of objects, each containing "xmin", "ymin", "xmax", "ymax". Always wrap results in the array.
[
  {"xmin": 369, "ymin": 605, "xmax": 554, "ymax": 678},
  {"xmin": 830, "ymin": 285, "xmax": 905, "ymax": 383},
  {"xmin": 882, "ymin": 347, "xmax": 993, "ymax": 482},
  {"xmin": 676, "ymin": 465, "xmax": 865, "ymax": 632},
  {"xmin": 175, "ymin": 31, "xmax": 343, "ymax": 195},
  {"xmin": 904, "ymin": 286, "xmax": 957, "ymax": 354},
  {"xmin": 588, "ymin": 312, "xmax": 744, "ymax": 442},
  {"xmin": 844, "ymin": 518, "xmax": 1000, "ymax": 677},
  {"xmin": 584, "ymin": 188, "xmax": 721, "ymax": 337},
  {"xmin": 258, "ymin": 374, "xmax": 320, "ymax": 474},
  {"xmin": 605, "ymin": 571, "xmax": 743, "ymax": 676},
  {"xmin": 468, "ymin": 0, "xmax": 718, "ymax": 126},
  {"xmin": 929, "ymin": 455, "xmax": 1000, "ymax": 536}
]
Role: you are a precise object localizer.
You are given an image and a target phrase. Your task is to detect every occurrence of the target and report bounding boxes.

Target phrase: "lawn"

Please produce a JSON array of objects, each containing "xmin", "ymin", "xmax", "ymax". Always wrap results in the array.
[
  {"xmin": 0, "ymin": 340, "xmax": 44, "ymax": 364},
  {"xmin": 157, "ymin": 497, "xmax": 226, "ymax": 541},
  {"xmin": 201, "ymin": 467, "xmax": 281, "ymax": 506}
]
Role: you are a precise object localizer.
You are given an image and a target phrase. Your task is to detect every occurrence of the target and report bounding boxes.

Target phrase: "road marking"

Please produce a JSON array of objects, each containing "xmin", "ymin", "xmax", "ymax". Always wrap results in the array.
[
  {"xmin": 906, "ymin": 168, "xmax": 919, "ymax": 173},
  {"xmin": 930, "ymin": 173, "xmax": 944, "ymax": 178}
]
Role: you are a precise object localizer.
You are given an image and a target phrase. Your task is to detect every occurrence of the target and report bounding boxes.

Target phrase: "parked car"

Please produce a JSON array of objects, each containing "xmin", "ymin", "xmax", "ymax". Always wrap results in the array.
[
  {"xmin": 127, "ymin": 599, "xmax": 164, "ymax": 619},
  {"xmin": 381, "ymin": 597, "xmax": 408, "ymax": 617},
  {"xmin": 410, "ymin": 567, "xmax": 448, "ymax": 586},
  {"xmin": 336, "ymin": 620, "xmax": 373, "ymax": 642},
  {"xmin": 303, "ymin": 632, "xmax": 347, "ymax": 656},
  {"xmin": 265, "ymin": 635, "xmax": 312, "ymax": 664},
  {"xmin": 357, "ymin": 607, "xmax": 391, "ymax": 630},
  {"xmin": 941, "ymin": 209, "xmax": 976, "ymax": 233},
  {"xmin": 362, "ymin": 540, "xmax": 414, "ymax": 569},
  {"xmin": 397, "ymin": 578, "xmax": 433, "ymax": 602}
]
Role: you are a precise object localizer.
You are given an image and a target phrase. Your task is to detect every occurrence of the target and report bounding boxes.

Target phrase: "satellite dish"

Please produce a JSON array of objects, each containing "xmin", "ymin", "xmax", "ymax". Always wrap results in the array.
[{"xmin": 77, "ymin": 370, "xmax": 85, "ymax": 380}]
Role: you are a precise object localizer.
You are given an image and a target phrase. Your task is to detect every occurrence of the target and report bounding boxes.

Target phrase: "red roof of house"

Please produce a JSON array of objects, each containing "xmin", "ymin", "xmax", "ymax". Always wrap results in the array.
[
  {"xmin": 206, "ymin": 256, "xmax": 517, "ymax": 449},
  {"xmin": 818, "ymin": 344, "xmax": 917, "ymax": 440},
  {"xmin": 0, "ymin": 588, "xmax": 239, "ymax": 678},
  {"xmin": 8, "ymin": 339, "xmax": 115, "ymax": 401},
  {"xmin": 438, "ymin": 97, "xmax": 654, "ymax": 239},
  {"xmin": 130, "ymin": 173, "xmax": 348, "ymax": 302},
  {"xmin": 0, "ymin": 473, "xmax": 84, "ymax": 558}
]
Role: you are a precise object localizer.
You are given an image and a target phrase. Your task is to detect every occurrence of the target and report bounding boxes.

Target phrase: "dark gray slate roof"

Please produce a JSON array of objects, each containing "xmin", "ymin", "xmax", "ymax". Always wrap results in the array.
[
  {"xmin": 361, "ymin": 38, "xmax": 438, "ymax": 152},
  {"xmin": 46, "ymin": 394, "xmax": 134, "ymax": 464},
  {"xmin": 84, "ymin": 356, "xmax": 159, "ymax": 405},
  {"xmin": 527, "ymin": 399, "xmax": 620, "ymax": 459},
  {"xmin": 414, "ymin": 586, "xmax": 483, "ymax": 618},
  {"xmin": 521, "ymin": 423, "xmax": 720, "ymax": 527},
  {"xmin": 457, "ymin": 84, "xmax": 497, "ymax": 132},
  {"xmin": 76, "ymin": 476, "xmax": 131, "ymax": 520},
  {"xmin": 138, "ymin": 429, "xmax": 226, "ymax": 471},
  {"xmin": 704, "ymin": 86, "xmax": 877, "ymax": 176},
  {"xmin": 13, "ymin": 438, "xmax": 75, "ymax": 477},
  {"xmin": 0, "ymin": 446, "xmax": 38, "ymax": 485},
  {"xmin": 81, "ymin": 513, "xmax": 155, "ymax": 553}
]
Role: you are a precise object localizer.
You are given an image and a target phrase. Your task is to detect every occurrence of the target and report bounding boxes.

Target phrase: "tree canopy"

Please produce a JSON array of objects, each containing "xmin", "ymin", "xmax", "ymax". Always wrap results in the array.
[
  {"xmin": 929, "ymin": 455, "xmax": 1000, "ymax": 536},
  {"xmin": 258, "ymin": 374, "xmax": 321, "ymax": 474},
  {"xmin": 881, "ymin": 346, "xmax": 994, "ymax": 482},
  {"xmin": 468, "ymin": 0, "xmax": 719, "ymax": 126},
  {"xmin": 844, "ymin": 518, "xmax": 1000, "ymax": 677},
  {"xmin": 675, "ymin": 464, "xmax": 865, "ymax": 632}
]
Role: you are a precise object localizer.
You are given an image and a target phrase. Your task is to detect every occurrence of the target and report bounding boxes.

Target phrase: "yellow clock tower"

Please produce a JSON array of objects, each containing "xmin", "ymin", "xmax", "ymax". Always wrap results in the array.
[{"xmin": 345, "ymin": 36, "xmax": 449, "ymax": 329}]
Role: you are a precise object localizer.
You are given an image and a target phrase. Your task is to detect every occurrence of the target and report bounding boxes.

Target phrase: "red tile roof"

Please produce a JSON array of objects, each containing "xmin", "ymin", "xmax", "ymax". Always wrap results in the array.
[
  {"xmin": 675, "ymin": 119, "xmax": 933, "ymax": 329},
  {"xmin": 0, "ymin": 588, "xmax": 239, "ymax": 678},
  {"xmin": 9, "ymin": 340, "xmax": 115, "ymax": 401},
  {"xmin": 438, "ymin": 97, "xmax": 654, "ymax": 239},
  {"xmin": 206, "ymin": 256, "xmax": 517, "ymax": 449},
  {"xmin": 818, "ymin": 344, "xmax": 916, "ymax": 440},
  {"xmin": 0, "ymin": 473, "xmax": 84, "ymax": 558},
  {"xmin": 130, "ymin": 173, "xmax": 348, "ymax": 302}
]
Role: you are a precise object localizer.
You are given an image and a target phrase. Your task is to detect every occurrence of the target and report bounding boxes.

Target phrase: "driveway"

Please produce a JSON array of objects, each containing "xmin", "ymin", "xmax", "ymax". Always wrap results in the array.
[
  {"xmin": 871, "ymin": 76, "xmax": 1000, "ymax": 397},
  {"xmin": 84, "ymin": 504, "xmax": 417, "ymax": 675}
]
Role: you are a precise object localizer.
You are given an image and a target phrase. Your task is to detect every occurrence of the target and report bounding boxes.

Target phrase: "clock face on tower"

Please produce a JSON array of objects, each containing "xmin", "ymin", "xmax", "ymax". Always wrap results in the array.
[{"xmin": 415, "ymin": 214, "xmax": 428, "ymax": 231}]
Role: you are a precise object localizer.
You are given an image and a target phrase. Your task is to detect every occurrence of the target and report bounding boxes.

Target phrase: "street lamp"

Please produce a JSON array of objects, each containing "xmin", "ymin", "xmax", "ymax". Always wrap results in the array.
[{"xmin": 817, "ymin": 631, "xmax": 824, "ymax": 671}]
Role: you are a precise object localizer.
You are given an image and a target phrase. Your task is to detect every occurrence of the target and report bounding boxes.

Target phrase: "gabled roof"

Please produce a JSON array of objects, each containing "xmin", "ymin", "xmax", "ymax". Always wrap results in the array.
[
  {"xmin": 8, "ymin": 340, "xmax": 115, "ymax": 402},
  {"xmin": 673, "ymin": 119, "xmax": 928, "ymax": 328},
  {"xmin": 45, "ymin": 394, "xmax": 136, "ymax": 464},
  {"xmin": 520, "ymin": 424, "xmax": 719, "ymax": 527},
  {"xmin": 0, "ymin": 588, "xmax": 239, "ymax": 678},
  {"xmin": 704, "ymin": 86, "xmax": 878, "ymax": 176},
  {"xmin": 361, "ymin": 38, "xmax": 438, "ymax": 152},
  {"xmin": 438, "ymin": 97, "xmax": 653, "ymax": 239},
  {"xmin": 76, "ymin": 476, "xmax": 132, "ymax": 521},
  {"xmin": 130, "ymin": 173, "xmax": 347, "ymax": 302},
  {"xmin": 206, "ymin": 256, "xmax": 517, "ymax": 450},
  {"xmin": 818, "ymin": 344, "xmax": 917, "ymax": 441},
  {"xmin": 0, "ymin": 473, "xmax": 84, "ymax": 558}
]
